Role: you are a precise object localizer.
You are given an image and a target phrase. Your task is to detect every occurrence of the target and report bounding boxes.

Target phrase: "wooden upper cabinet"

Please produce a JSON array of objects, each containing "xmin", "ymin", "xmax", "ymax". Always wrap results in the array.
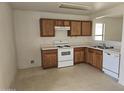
[
  {"xmin": 40, "ymin": 19, "xmax": 55, "ymax": 37},
  {"xmin": 55, "ymin": 20, "xmax": 70, "ymax": 26},
  {"xmin": 55, "ymin": 20, "xmax": 64, "ymax": 26},
  {"xmin": 82, "ymin": 21, "xmax": 92, "ymax": 36},
  {"xmin": 68, "ymin": 21, "xmax": 82, "ymax": 36},
  {"xmin": 39, "ymin": 18, "xmax": 92, "ymax": 37},
  {"xmin": 41, "ymin": 49, "xmax": 57, "ymax": 69},
  {"xmin": 63, "ymin": 20, "xmax": 70, "ymax": 26},
  {"xmin": 74, "ymin": 47, "xmax": 85, "ymax": 64}
]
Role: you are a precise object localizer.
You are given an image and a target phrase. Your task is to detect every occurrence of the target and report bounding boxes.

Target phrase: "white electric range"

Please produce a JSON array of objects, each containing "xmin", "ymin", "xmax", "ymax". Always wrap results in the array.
[{"xmin": 54, "ymin": 40, "xmax": 74, "ymax": 68}]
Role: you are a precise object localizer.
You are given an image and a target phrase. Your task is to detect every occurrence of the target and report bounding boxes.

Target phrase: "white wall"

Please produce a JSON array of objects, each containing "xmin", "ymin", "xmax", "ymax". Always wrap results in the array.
[
  {"xmin": 14, "ymin": 10, "xmax": 93, "ymax": 69},
  {"xmin": 0, "ymin": 3, "xmax": 16, "ymax": 89},
  {"xmin": 93, "ymin": 17, "xmax": 123, "ymax": 42},
  {"xmin": 119, "ymin": 16, "xmax": 124, "ymax": 86}
]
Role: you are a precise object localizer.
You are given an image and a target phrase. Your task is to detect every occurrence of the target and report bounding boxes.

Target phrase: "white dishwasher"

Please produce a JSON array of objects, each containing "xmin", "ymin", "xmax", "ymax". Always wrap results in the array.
[{"xmin": 103, "ymin": 50, "xmax": 120, "ymax": 79}]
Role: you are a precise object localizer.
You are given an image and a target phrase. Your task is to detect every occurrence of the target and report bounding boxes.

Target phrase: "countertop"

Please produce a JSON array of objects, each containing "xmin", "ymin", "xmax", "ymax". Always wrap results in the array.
[
  {"xmin": 40, "ymin": 44, "xmax": 120, "ymax": 54},
  {"xmin": 40, "ymin": 45, "xmax": 57, "ymax": 50},
  {"xmin": 40, "ymin": 44, "xmax": 93, "ymax": 50}
]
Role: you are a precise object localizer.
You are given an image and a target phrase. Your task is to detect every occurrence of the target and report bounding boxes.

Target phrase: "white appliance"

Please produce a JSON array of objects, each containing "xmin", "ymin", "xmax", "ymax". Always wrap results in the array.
[
  {"xmin": 103, "ymin": 50, "xmax": 120, "ymax": 79},
  {"xmin": 55, "ymin": 26, "xmax": 70, "ymax": 31},
  {"xmin": 54, "ymin": 40, "xmax": 73, "ymax": 68}
]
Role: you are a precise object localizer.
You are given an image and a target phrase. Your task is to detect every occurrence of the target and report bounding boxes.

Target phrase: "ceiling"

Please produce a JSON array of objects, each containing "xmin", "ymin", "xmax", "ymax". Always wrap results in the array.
[{"xmin": 11, "ymin": 2, "xmax": 122, "ymax": 15}]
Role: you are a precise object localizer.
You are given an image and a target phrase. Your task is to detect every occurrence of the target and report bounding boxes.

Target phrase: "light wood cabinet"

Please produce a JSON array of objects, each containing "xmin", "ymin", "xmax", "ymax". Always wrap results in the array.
[
  {"xmin": 40, "ymin": 19, "xmax": 55, "ymax": 37},
  {"xmin": 82, "ymin": 21, "xmax": 92, "ymax": 36},
  {"xmin": 55, "ymin": 20, "xmax": 70, "ymax": 27},
  {"xmin": 68, "ymin": 21, "xmax": 82, "ymax": 36},
  {"xmin": 41, "ymin": 49, "xmax": 57, "ymax": 69},
  {"xmin": 93, "ymin": 50, "xmax": 103, "ymax": 70},
  {"xmin": 40, "ymin": 18, "xmax": 92, "ymax": 37},
  {"xmin": 74, "ymin": 47, "xmax": 85, "ymax": 64},
  {"xmin": 55, "ymin": 20, "xmax": 64, "ymax": 26},
  {"xmin": 86, "ymin": 48, "xmax": 103, "ymax": 70},
  {"xmin": 63, "ymin": 20, "xmax": 70, "ymax": 26},
  {"xmin": 87, "ymin": 48, "xmax": 94, "ymax": 65},
  {"xmin": 68, "ymin": 21, "xmax": 92, "ymax": 36},
  {"xmin": 41, "ymin": 47, "xmax": 102, "ymax": 70},
  {"xmin": 84, "ymin": 47, "xmax": 88, "ymax": 63}
]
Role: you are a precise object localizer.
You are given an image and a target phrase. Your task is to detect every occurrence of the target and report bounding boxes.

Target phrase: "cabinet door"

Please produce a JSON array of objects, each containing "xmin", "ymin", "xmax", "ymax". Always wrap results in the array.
[
  {"xmin": 82, "ymin": 21, "xmax": 92, "ymax": 36},
  {"xmin": 74, "ymin": 48, "xmax": 85, "ymax": 64},
  {"xmin": 42, "ymin": 49, "xmax": 57, "ymax": 69},
  {"xmin": 40, "ymin": 19, "xmax": 55, "ymax": 37},
  {"xmin": 88, "ymin": 48, "xmax": 94, "ymax": 65},
  {"xmin": 92, "ymin": 52, "xmax": 97, "ymax": 67},
  {"xmin": 55, "ymin": 20, "xmax": 64, "ymax": 26},
  {"xmin": 84, "ymin": 48, "xmax": 89, "ymax": 63},
  {"xmin": 94, "ymin": 50, "xmax": 103, "ymax": 70},
  {"xmin": 63, "ymin": 20, "xmax": 70, "ymax": 26},
  {"xmin": 68, "ymin": 21, "xmax": 81, "ymax": 36}
]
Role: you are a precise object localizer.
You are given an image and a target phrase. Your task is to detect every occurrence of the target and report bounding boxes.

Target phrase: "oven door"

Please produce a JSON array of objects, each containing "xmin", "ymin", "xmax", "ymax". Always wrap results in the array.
[{"xmin": 58, "ymin": 48, "xmax": 73, "ymax": 62}]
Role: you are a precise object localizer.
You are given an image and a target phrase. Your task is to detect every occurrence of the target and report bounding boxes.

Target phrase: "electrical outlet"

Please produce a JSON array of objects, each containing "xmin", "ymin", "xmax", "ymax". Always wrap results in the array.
[{"xmin": 30, "ymin": 60, "xmax": 35, "ymax": 64}]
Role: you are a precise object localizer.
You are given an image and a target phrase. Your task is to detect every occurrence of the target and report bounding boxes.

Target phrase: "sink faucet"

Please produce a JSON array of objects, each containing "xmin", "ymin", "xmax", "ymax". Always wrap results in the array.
[{"xmin": 103, "ymin": 43, "xmax": 106, "ymax": 48}]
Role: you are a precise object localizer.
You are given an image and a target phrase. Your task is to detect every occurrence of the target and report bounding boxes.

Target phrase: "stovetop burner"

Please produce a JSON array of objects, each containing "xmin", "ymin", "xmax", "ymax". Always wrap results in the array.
[
  {"xmin": 56, "ymin": 45, "xmax": 71, "ymax": 48},
  {"xmin": 54, "ymin": 40, "xmax": 71, "ymax": 48},
  {"xmin": 64, "ymin": 45, "xmax": 70, "ymax": 47},
  {"xmin": 57, "ymin": 46, "xmax": 63, "ymax": 48}
]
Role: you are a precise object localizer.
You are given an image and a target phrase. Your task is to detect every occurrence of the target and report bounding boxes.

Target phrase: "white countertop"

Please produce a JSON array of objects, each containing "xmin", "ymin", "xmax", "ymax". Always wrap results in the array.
[
  {"xmin": 41, "ymin": 43, "xmax": 103, "ymax": 50},
  {"xmin": 40, "ymin": 45, "xmax": 57, "ymax": 50},
  {"xmin": 40, "ymin": 44, "xmax": 120, "ymax": 54},
  {"xmin": 40, "ymin": 44, "xmax": 92, "ymax": 50}
]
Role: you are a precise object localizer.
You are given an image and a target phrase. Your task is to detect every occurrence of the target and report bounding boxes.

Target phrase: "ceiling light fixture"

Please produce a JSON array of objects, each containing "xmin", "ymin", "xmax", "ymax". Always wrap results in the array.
[{"xmin": 59, "ymin": 3, "xmax": 91, "ymax": 11}]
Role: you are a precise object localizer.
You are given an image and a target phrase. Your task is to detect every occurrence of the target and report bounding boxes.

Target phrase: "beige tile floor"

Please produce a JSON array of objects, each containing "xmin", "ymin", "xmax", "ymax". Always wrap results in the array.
[{"xmin": 14, "ymin": 63, "xmax": 124, "ymax": 91}]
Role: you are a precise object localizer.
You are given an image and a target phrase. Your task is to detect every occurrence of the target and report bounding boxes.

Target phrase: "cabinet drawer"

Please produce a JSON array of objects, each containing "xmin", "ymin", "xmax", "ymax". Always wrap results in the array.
[
  {"xmin": 95, "ymin": 50, "xmax": 102, "ymax": 55},
  {"xmin": 74, "ymin": 47, "xmax": 84, "ymax": 51},
  {"xmin": 88, "ymin": 48, "xmax": 94, "ymax": 53},
  {"xmin": 42, "ymin": 49, "xmax": 57, "ymax": 54}
]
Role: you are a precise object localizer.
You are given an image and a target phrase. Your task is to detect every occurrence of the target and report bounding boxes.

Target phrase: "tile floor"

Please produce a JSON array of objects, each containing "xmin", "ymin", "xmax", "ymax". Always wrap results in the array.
[{"xmin": 14, "ymin": 63, "xmax": 124, "ymax": 91}]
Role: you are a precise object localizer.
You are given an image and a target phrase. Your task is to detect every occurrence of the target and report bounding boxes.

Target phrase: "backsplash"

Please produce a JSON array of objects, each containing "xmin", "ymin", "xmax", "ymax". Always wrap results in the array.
[
  {"xmin": 40, "ymin": 30, "xmax": 93, "ymax": 45},
  {"xmin": 40, "ymin": 29, "xmax": 121, "ymax": 50},
  {"xmin": 40, "ymin": 30, "xmax": 121, "ymax": 49}
]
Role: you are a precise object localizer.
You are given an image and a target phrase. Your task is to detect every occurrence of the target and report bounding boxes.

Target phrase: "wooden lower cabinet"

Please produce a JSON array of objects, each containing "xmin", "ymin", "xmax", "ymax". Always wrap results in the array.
[
  {"xmin": 74, "ymin": 47, "xmax": 85, "ymax": 64},
  {"xmin": 85, "ymin": 48, "xmax": 103, "ymax": 70},
  {"xmin": 41, "ymin": 49, "xmax": 57, "ymax": 69},
  {"xmin": 93, "ymin": 50, "xmax": 103, "ymax": 70},
  {"xmin": 41, "ymin": 47, "xmax": 102, "ymax": 70},
  {"xmin": 87, "ymin": 48, "xmax": 94, "ymax": 65}
]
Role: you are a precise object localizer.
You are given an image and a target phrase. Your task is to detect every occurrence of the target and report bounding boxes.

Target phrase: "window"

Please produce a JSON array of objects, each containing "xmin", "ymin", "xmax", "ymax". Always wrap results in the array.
[{"xmin": 94, "ymin": 23, "xmax": 105, "ymax": 41}]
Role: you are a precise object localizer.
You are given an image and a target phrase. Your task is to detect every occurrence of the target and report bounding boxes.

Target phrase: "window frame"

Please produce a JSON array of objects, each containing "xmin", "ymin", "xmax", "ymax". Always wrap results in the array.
[{"xmin": 94, "ymin": 23, "xmax": 105, "ymax": 41}]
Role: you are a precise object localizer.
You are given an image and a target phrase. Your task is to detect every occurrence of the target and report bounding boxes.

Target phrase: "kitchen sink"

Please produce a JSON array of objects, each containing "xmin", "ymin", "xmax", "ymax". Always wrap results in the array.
[{"xmin": 92, "ymin": 45, "xmax": 114, "ymax": 49}]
